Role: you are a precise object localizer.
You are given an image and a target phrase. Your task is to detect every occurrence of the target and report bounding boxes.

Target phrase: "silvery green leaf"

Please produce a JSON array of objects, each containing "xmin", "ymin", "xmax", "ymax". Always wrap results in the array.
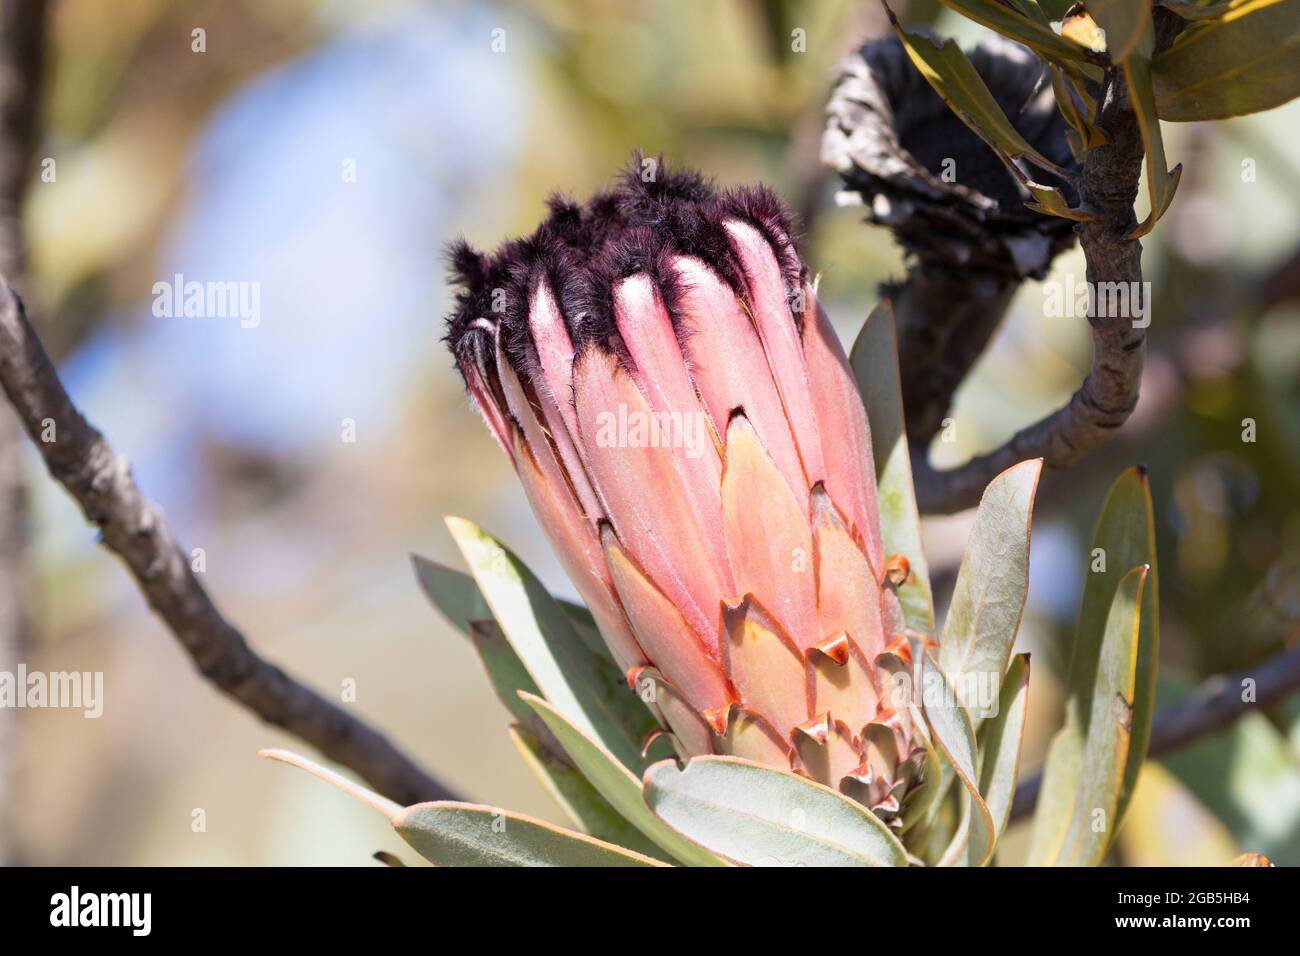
[
  {"xmin": 939, "ymin": 460, "xmax": 1041, "ymax": 726},
  {"xmin": 643, "ymin": 756, "xmax": 909, "ymax": 867},
  {"xmin": 522, "ymin": 692, "xmax": 729, "ymax": 867},
  {"xmin": 850, "ymin": 302, "xmax": 934, "ymax": 636}
]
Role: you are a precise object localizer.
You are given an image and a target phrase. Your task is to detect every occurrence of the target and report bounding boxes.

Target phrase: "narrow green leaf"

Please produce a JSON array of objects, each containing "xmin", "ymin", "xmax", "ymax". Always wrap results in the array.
[
  {"xmin": 396, "ymin": 802, "xmax": 667, "ymax": 867},
  {"xmin": 889, "ymin": 15, "xmax": 1091, "ymax": 222},
  {"xmin": 1163, "ymin": 0, "xmax": 1249, "ymax": 20},
  {"xmin": 939, "ymin": 459, "xmax": 1042, "ymax": 724},
  {"xmin": 900, "ymin": 707, "xmax": 944, "ymax": 834},
  {"xmin": 467, "ymin": 620, "xmax": 547, "ymax": 730},
  {"xmin": 1025, "ymin": 184, "xmax": 1100, "ymax": 221},
  {"xmin": 445, "ymin": 517, "xmax": 647, "ymax": 771},
  {"xmin": 936, "ymin": 784, "xmax": 974, "ymax": 867},
  {"xmin": 890, "ymin": 17, "xmax": 1064, "ymax": 176},
  {"xmin": 261, "ymin": 745, "xmax": 662, "ymax": 867},
  {"xmin": 553, "ymin": 599, "xmax": 618, "ymax": 659},
  {"xmin": 1153, "ymin": 0, "xmax": 1300, "ymax": 121},
  {"xmin": 1123, "ymin": 30, "xmax": 1183, "ymax": 239},
  {"xmin": 412, "ymin": 554, "xmax": 492, "ymax": 635},
  {"xmin": 1025, "ymin": 725, "xmax": 1084, "ymax": 865},
  {"xmin": 1087, "ymin": 0, "xmax": 1153, "ymax": 61},
  {"xmin": 1057, "ymin": 565, "xmax": 1148, "ymax": 866},
  {"xmin": 974, "ymin": 654, "xmax": 1031, "ymax": 863},
  {"xmin": 920, "ymin": 651, "xmax": 996, "ymax": 865},
  {"xmin": 507, "ymin": 724, "xmax": 670, "ymax": 860},
  {"xmin": 850, "ymin": 302, "xmax": 934, "ymax": 636},
  {"xmin": 1028, "ymin": 468, "xmax": 1159, "ymax": 865},
  {"xmin": 417, "ymin": 546, "xmax": 657, "ymax": 770},
  {"xmin": 643, "ymin": 756, "xmax": 909, "ymax": 867},
  {"xmin": 413, "ymin": 551, "xmax": 613, "ymax": 660},
  {"xmin": 1068, "ymin": 467, "xmax": 1160, "ymax": 824},
  {"xmin": 521, "ymin": 692, "xmax": 729, "ymax": 867},
  {"xmin": 1049, "ymin": 66, "xmax": 1107, "ymax": 154},
  {"xmin": 937, "ymin": 0, "xmax": 1092, "ymax": 62},
  {"xmin": 259, "ymin": 748, "xmax": 402, "ymax": 820}
]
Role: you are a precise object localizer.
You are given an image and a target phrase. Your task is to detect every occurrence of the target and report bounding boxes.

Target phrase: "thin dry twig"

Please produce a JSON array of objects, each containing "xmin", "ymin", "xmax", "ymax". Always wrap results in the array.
[
  {"xmin": 0, "ymin": 0, "xmax": 48, "ymax": 865},
  {"xmin": 0, "ymin": 276, "xmax": 458, "ymax": 807}
]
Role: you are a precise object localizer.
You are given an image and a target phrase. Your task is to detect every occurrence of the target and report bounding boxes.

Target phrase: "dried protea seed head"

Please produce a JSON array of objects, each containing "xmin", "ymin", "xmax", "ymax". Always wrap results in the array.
[
  {"xmin": 443, "ymin": 156, "xmax": 926, "ymax": 822},
  {"xmin": 823, "ymin": 34, "xmax": 1079, "ymax": 279}
]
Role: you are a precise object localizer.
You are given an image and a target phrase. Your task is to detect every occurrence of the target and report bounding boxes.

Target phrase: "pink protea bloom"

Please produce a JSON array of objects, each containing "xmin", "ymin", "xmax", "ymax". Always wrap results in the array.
[{"xmin": 445, "ymin": 160, "xmax": 922, "ymax": 820}]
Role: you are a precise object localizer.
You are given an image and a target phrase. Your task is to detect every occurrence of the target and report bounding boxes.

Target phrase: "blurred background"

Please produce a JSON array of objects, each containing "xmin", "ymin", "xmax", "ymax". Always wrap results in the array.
[{"xmin": 4, "ymin": 0, "xmax": 1298, "ymax": 865}]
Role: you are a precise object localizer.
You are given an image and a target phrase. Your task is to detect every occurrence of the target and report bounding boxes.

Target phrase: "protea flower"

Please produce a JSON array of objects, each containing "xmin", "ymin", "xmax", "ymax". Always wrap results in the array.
[{"xmin": 444, "ymin": 160, "xmax": 925, "ymax": 822}]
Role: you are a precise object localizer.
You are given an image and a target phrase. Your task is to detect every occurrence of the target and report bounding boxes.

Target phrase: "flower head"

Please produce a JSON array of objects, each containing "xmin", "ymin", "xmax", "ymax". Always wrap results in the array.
[{"xmin": 445, "ymin": 159, "xmax": 922, "ymax": 820}]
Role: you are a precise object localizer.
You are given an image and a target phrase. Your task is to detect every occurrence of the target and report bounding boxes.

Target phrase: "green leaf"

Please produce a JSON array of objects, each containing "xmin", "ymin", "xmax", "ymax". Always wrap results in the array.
[
  {"xmin": 1086, "ymin": 0, "xmax": 1153, "ymax": 61},
  {"xmin": 890, "ymin": 17, "xmax": 1064, "ymax": 177},
  {"xmin": 444, "ymin": 517, "xmax": 648, "ymax": 771},
  {"xmin": 1049, "ymin": 65, "xmax": 1107, "ymax": 155},
  {"xmin": 1026, "ymin": 469, "xmax": 1158, "ymax": 865},
  {"xmin": 974, "ymin": 654, "xmax": 1031, "ymax": 862},
  {"xmin": 850, "ymin": 302, "xmax": 935, "ymax": 636},
  {"xmin": 260, "ymin": 748, "xmax": 404, "ymax": 820},
  {"xmin": 467, "ymin": 619, "xmax": 548, "ymax": 731},
  {"xmin": 1163, "ymin": 0, "xmax": 1248, "ymax": 20},
  {"xmin": 1024, "ymin": 184, "xmax": 1099, "ymax": 221},
  {"xmin": 937, "ymin": 0, "xmax": 1093, "ymax": 62},
  {"xmin": 1024, "ymin": 724, "xmax": 1084, "ymax": 864},
  {"xmin": 521, "ymin": 692, "xmax": 729, "ymax": 866},
  {"xmin": 416, "ymin": 543, "xmax": 657, "ymax": 771},
  {"xmin": 412, "ymin": 554, "xmax": 492, "ymax": 635},
  {"xmin": 900, "ymin": 708, "xmax": 944, "ymax": 834},
  {"xmin": 1058, "ymin": 565, "xmax": 1148, "ymax": 866},
  {"xmin": 259, "ymin": 748, "xmax": 663, "ymax": 866},
  {"xmin": 920, "ymin": 651, "xmax": 996, "ymax": 865},
  {"xmin": 643, "ymin": 756, "xmax": 909, "ymax": 867},
  {"xmin": 1069, "ymin": 467, "xmax": 1160, "ymax": 824},
  {"xmin": 416, "ymin": 551, "xmax": 661, "ymax": 800},
  {"xmin": 507, "ymin": 724, "xmax": 670, "ymax": 860},
  {"xmin": 413, "ymin": 552, "xmax": 612, "ymax": 660},
  {"xmin": 1153, "ymin": 0, "xmax": 1300, "ymax": 121},
  {"xmin": 1028, "ymin": 565, "xmax": 1148, "ymax": 865},
  {"xmin": 396, "ymin": 803, "xmax": 667, "ymax": 867},
  {"xmin": 888, "ymin": 15, "xmax": 1091, "ymax": 222},
  {"xmin": 939, "ymin": 459, "xmax": 1041, "ymax": 724},
  {"xmin": 935, "ymin": 784, "xmax": 975, "ymax": 866},
  {"xmin": 1123, "ymin": 31, "xmax": 1183, "ymax": 239}
]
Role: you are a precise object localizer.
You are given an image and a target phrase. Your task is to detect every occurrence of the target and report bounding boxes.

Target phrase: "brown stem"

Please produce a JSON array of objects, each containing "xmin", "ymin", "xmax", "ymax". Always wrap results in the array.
[
  {"xmin": 914, "ymin": 65, "xmax": 1147, "ymax": 514},
  {"xmin": 1010, "ymin": 647, "xmax": 1300, "ymax": 822},
  {"xmin": 890, "ymin": 264, "xmax": 1020, "ymax": 446},
  {"xmin": 0, "ymin": 0, "xmax": 47, "ymax": 865},
  {"xmin": 0, "ymin": 277, "xmax": 458, "ymax": 807}
]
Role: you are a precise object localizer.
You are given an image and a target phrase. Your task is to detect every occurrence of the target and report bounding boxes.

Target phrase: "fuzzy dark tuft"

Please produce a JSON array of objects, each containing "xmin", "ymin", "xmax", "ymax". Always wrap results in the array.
[{"xmin": 443, "ymin": 154, "xmax": 808, "ymax": 391}]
